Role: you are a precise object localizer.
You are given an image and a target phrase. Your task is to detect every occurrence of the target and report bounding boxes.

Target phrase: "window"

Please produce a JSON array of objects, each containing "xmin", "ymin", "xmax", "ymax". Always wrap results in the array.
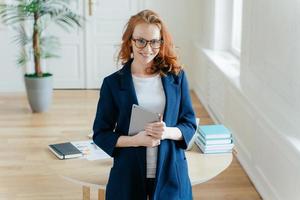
[{"xmin": 231, "ymin": 0, "xmax": 243, "ymax": 57}]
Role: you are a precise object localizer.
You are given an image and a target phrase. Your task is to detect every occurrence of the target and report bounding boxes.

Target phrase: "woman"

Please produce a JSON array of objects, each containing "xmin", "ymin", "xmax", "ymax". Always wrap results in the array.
[{"xmin": 93, "ymin": 9, "xmax": 196, "ymax": 200}]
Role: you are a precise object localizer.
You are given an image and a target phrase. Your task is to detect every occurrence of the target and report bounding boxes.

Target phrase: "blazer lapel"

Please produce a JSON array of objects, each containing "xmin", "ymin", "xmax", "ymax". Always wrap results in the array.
[
  {"xmin": 118, "ymin": 60, "xmax": 139, "ymax": 107},
  {"xmin": 118, "ymin": 60, "xmax": 147, "ymax": 178},
  {"xmin": 155, "ymin": 73, "xmax": 180, "ymax": 183},
  {"xmin": 161, "ymin": 73, "xmax": 180, "ymax": 125}
]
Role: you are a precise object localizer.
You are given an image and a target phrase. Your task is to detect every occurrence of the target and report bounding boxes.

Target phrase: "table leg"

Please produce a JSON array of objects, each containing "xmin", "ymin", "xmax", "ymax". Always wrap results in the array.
[
  {"xmin": 98, "ymin": 189, "xmax": 105, "ymax": 200},
  {"xmin": 83, "ymin": 186, "xmax": 90, "ymax": 200}
]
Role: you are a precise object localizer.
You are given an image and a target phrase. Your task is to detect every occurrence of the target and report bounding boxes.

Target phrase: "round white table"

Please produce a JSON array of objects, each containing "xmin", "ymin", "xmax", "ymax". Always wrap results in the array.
[{"xmin": 52, "ymin": 148, "xmax": 232, "ymax": 200}]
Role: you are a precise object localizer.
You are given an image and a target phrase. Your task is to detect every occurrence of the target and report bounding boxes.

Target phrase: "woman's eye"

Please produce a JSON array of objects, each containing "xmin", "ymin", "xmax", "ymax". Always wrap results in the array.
[
  {"xmin": 137, "ymin": 39, "xmax": 146, "ymax": 44},
  {"xmin": 151, "ymin": 40, "xmax": 160, "ymax": 44}
]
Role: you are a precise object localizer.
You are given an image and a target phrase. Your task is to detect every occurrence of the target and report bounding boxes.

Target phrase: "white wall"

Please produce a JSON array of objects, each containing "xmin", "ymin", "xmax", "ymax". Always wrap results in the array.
[
  {"xmin": 0, "ymin": 25, "xmax": 25, "ymax": 92},
  {"xmin": 241, "ymin": 0, "xmax": 300, "ymax": 141},
  {"xmin": 190, "ymin": 0, "xmax": 300, "ymax": 200},
  {"xmin": 238, "ymin": 1, "xmax": 300, "ymax": 197},
  {"xmin": 143, "ymin": 0, "xmax": 195, "ymax": 82},
  {"xmin": 0, "ymin": 0, "xmax": 195, "ymax": 92}
]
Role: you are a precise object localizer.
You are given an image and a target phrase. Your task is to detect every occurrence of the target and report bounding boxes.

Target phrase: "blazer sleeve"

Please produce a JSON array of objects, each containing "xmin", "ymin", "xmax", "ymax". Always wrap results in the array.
[
  {"xmin": 93, "ymin": 78, "xmax": 120, "ymax": 157},
  {"xmin": 175, "ymin": 71, "xmax": 197, "ymax": 149}
]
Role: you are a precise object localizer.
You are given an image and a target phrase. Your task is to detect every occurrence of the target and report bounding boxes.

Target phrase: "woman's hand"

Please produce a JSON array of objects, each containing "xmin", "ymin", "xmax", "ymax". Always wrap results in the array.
[
  {"xmin": 118, "ymin": 119, "xmax": 182, "ymax": 148},
  {"xmin": 144, "ymin": 120, "xmax": 184, "ymax": 141},
  {"xmin": 133, "ymin": 131, "xmax": 161, "ymax": 147},
  {"xmin": 144, "ymin": 121, "xmax": 168, "ymax": 140}
]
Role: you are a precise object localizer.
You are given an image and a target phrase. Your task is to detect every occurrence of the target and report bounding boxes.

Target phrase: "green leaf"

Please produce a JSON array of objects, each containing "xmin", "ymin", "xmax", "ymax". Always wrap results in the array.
[
  {"xmin": 16, "ymin": 47, "xmax": 29, "ymax": 67},
  {"xmin": 12, "ymin": 25, "xmax": 31, "ymax": 46},
  {"xmin": 0, "ymin": 0, "xmax": 84, "ymax": 72}
]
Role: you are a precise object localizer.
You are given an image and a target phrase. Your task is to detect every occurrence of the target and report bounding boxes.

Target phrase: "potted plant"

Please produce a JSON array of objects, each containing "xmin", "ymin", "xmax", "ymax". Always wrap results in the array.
[{"xmin": 0, "ymin": 0, "xmax": 83, "ymax": 112}]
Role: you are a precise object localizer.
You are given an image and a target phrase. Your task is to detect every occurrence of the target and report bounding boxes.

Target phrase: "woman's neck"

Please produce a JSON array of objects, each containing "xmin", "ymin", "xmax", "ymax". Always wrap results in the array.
[{"xmin": 131, "ymin": 59, "xmax": 153, "ymax": 76}]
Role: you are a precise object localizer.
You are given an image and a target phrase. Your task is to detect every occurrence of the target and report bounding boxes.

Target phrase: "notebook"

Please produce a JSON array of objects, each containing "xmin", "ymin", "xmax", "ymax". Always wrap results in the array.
[
  {"xmin": 128, "ymin": 104, "xmax": 161, "ymax": 135},
  {"xmin": 198, "ymin": 125, "xmax": 231, "ymax": 139},
  {"xmin": 48, "ymin": 142, "xmax": 83, "ymax": 159}
]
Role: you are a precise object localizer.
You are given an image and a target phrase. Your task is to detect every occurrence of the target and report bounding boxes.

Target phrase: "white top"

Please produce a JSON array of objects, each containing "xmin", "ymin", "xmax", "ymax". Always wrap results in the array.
[{"xmin": 132, "ymin": 73, "xmax": 166, "ymax": 178}]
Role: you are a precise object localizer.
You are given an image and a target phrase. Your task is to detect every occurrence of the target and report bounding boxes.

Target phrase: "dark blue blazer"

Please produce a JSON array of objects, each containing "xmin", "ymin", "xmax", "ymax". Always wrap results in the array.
[{"xmin": 93, "ymin": 60, "xmax": 196, "ymax": 200}]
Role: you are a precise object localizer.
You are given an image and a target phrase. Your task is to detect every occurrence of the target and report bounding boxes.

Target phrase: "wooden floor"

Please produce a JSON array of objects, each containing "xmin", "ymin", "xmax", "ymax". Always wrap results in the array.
[{"xmin": 0, "ymin": 90, "xmax": 262, "ymax": 200}]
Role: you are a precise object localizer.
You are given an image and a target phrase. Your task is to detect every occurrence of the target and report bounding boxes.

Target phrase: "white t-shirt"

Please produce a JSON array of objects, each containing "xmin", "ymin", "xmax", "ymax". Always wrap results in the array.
[{"xmin": 132, "ymin": 73, "xmax": 166, "ymax": 178}]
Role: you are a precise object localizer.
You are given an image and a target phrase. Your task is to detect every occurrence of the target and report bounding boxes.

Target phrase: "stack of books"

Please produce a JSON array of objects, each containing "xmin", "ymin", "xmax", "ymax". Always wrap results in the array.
[{"xmin": 195, "ymin": 124, "xmax": 234, "ymax": 154}]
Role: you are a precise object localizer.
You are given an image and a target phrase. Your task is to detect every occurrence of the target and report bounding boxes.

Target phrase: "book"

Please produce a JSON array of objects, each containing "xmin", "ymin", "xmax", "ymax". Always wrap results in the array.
[
  {"xmin": 186, "ymin": 117, "xmax": 200, "ymax": 151},
  {"xmin": 196, "ymin": 137, "xmax": 234, "ymax": 150},
  {"xmin": 195, "ymin": 139, "xmax": 233, "ymax": 154},
  {"xmin": 194, "ymin": 124, "xmax": 234, "ymax": 154},
  {"xmin": 48, "ymin": 142, "xmax": 83, "ymax": 159},
  {"xmin": 198, "ymin": 125, "xmax": 231, "ymax": 139},
  {"xmin": 198, "ymin": 133, "xmax": 232, "ymax": 145}
]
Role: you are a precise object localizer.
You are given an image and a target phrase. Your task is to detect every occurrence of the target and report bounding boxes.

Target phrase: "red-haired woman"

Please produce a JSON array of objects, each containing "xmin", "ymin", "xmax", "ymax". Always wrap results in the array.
[{"xmin": 93, "ymin": 9, "xmax": 196, "ymax": 200}]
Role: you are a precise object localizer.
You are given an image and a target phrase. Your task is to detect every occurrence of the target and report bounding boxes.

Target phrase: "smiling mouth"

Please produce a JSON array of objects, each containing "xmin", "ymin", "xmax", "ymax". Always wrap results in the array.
[{"xmin": 140, "ymin": 53, "xmax": 152, "ymax": 57}]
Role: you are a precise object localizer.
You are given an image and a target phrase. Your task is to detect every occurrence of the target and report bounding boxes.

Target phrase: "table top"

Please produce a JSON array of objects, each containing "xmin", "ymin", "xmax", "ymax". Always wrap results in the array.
[{"xmin": 50, "ymin": 147, "xmax": 232, "ymax": 190}]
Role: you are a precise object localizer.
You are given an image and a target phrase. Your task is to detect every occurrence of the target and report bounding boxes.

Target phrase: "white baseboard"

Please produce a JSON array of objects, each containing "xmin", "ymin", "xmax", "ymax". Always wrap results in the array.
[{"xmin": 234, "ymin": 142, "xmax": 281, "ymax": 200}]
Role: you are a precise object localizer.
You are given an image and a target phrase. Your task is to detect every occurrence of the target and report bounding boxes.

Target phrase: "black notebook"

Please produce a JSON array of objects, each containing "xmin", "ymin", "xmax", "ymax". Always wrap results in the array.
[{"xmin": 48, "ymin": 142, "xmax": 82, "ymax": 159}]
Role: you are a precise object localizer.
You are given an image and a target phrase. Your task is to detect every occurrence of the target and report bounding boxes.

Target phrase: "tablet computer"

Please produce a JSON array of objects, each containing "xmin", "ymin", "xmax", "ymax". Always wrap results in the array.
[{"xmin": 128, "ymin": 104, "xmax": 161, "ymax": 136}]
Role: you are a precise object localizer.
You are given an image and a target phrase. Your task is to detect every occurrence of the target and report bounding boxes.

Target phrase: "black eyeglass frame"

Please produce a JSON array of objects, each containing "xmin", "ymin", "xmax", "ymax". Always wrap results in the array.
[{"xmin": 131, "ymin": 37, "xmax": 163, "ymax": 49}]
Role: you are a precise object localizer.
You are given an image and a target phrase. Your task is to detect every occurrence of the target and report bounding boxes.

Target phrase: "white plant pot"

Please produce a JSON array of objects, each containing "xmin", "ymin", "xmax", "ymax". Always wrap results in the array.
[{"xmin": 24, "ymin": 75, "xmax": 53, "ymax": 113}]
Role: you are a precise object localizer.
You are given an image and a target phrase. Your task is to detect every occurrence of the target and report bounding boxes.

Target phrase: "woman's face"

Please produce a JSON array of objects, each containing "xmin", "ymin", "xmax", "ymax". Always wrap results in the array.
[{"xmin": 131, "ymin": 23, "xmax": 161, "ymax": 66}]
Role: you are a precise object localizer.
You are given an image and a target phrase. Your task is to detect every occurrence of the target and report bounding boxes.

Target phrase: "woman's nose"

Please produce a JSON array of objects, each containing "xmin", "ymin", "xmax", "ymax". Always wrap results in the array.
[{"xmin": 143, "ymin": 43, "xmax": 153, "ymax": 53}]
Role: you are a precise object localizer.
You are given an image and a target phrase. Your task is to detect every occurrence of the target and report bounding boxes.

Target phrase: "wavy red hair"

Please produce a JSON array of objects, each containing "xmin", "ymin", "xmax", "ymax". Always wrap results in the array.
[{"xmin": 118, "ymin": 10, "xmax": 182, "ymax": 76}]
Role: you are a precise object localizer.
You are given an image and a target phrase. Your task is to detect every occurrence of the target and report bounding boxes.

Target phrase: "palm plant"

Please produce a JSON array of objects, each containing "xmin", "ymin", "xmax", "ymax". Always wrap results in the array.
[{"xmin": 0, "ymin": 0, "xmax": 83, "ymax": 77}]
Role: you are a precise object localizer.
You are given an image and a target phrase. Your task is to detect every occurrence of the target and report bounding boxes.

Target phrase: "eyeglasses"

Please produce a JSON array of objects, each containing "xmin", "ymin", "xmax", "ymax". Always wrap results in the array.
[{"xmin": 131, "ymin": 37, "xmax": 163, "ymax": 49}]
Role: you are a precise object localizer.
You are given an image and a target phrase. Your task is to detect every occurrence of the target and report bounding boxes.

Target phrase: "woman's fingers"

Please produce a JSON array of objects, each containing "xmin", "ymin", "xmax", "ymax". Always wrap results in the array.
[
  {"xmin": 145, "ymin": 126, "xmax": 164, "ymax": 133},
  {"xmin": 145, "ymin": 121, "xmax": 165, "ymax": 129},
  {"xmin": 146, "ymin": 130, "xmax": 163, "ymax": 140},
  {"xmin": 144, "ymin": 121, "xmax": 167, "ymax": 140},
  {"xmin": 144, "ymin": 133, "xmax": 160, "ymax": 146}
]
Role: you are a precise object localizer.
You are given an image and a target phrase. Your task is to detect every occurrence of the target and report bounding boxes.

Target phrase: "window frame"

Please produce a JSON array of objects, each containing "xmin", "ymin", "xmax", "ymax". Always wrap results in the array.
[{"xmin": 230, "ymin": 0, "xmax": 243, "ymax": 58}]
